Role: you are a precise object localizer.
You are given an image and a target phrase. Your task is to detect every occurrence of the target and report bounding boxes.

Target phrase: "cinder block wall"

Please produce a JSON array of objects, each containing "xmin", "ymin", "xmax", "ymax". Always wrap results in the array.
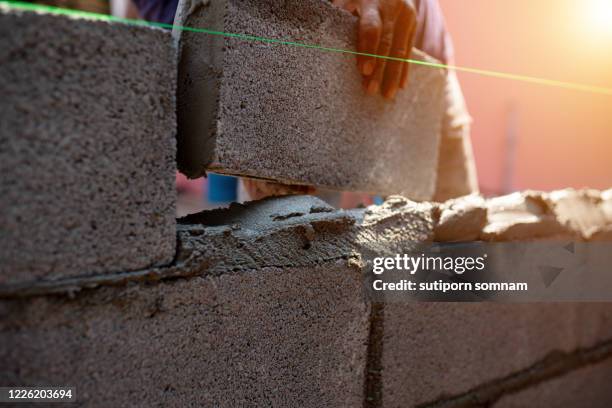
[
  {"xmin": 0, "ymin": 6, "xmax": 177, "ymax": 285},
  {"xmin": 1, "ymin": 4, "xmax": 612, "ymax": 408}
]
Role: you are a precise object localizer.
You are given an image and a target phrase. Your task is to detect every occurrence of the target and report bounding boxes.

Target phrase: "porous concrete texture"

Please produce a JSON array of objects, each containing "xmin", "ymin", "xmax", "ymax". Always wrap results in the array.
[
  {"xmin": 494, "ymin": 358, "xmax": 612, "ymax": 408},
  {"xmin": 380, "ymin": 302, "xmax": 612, "ymax": 407},
  {"xmin": 0, "ymin": 6, "xmax": 177, "ymax": 285},
  {"xmin": 174, "ymin": 0, "xmax": 446, "ymax": 200},
  {"xmin": 0, "ymin": 263, "xmax": 368, "ymax": 407},
  {"xmin": 379, "ymin": 190, "xmax": 612, "ymax": 406},
  {"xmin": 0, "ymin": 195, "xmax": 439, "ymax": 406},
  {"xmin": 3, "ymin": 190, "xmax": 612, "ymax": 406},
  {"xmin": 373, "ymin": 189, "xmax": 612, "ymax": 406}
]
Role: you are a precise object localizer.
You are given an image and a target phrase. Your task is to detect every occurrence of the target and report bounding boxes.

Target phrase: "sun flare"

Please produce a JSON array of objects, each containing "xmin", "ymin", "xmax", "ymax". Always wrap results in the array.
[{"xmin": 586, "ymin": 0, "xmax": 612, "ymax": 37}]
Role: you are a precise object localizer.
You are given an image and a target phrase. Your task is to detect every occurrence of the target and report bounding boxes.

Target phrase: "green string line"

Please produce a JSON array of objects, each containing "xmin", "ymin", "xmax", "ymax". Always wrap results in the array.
[{"xmin": 3, "ymin": 0, "xmax": 612, "ymax": 96}]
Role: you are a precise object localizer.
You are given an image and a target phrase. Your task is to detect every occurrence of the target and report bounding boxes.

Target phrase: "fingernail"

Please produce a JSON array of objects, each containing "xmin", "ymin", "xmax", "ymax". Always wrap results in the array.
[
  {"xmin": 385, "ymin": 88, "xmax": 397, "ymax": 100},
  {"xmin": 367, "ymin": 80, "xmax": 379, "ymax": 94},
  {"xmin": 363, "ymin": 60, "xmax": 375, "ymax": 76}
]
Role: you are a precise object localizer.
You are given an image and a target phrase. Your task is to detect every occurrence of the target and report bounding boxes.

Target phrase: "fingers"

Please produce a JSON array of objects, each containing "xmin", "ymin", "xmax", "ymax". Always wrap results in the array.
[
  {"xmin": 357, "ymin": 3, "xmax": 382, "ymax": 76},
  {"xmin": 356, "ymin": 0, "xmax": 417, "ymax": 98},
  {"xmin": 365, "ymin": 14, "xmax": 395, "ymax": 95},
  {"xmin": 399, "ymin": 52, "xmax": 409, "ymax": 89},
  {"xmin": 399, "ymin": 16, "xmax": 416, "ymax": 89},
  {"xmin": 243, "ymin": 179, "xmax": 315, "ymax": 201},
  {"xmin": 381, "ymin": 5, "xmax": 415, "ymax": 99}
]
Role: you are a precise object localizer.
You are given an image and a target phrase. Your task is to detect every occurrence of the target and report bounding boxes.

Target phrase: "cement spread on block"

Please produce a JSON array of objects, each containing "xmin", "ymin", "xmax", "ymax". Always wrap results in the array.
[
  {"xmin": 174, "ymin": 0, "xmax": 446, "ymax": 200},
  {"xmin": 0, "ymin": 195, "xmax": 435, "ymax": 297},
  {"xmin": 602, "ymin": 189, "xmax": 612, "ymax": 219},
  {"xmin": 481, "ymin": 191, "xmax": 573, "ymax": 241},
  {"xmin": 480, "ymin": 189, "xmax": 612, "ymax": 241},
  {"xmin": 1, "ymin": 190, "xmax": 612, "ymax": 406},
  {"xmin": 549, "ymin": 188, "xmax": 612, "ymax": 241},
  {"xmin": 0, "ymin": 195, "xmax": 438, "ymax": 405},
  {"xmin": 433, "ymin": 194, "xmax": 487, "ymax": 242}
]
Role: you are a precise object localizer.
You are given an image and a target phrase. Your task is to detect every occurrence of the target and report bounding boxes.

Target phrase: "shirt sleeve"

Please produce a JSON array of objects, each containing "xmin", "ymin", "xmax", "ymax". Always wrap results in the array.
[
  {"xmin": 131, "ymin": 0, "xmax": 178, "ymax": 24},
  {"xmin": 414, "ymin": 0, "xmax": 455, "ymax": 65}
]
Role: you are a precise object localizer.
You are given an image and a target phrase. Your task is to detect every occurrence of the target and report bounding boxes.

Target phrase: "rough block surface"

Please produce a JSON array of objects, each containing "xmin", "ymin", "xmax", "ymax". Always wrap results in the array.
[
  {"xmin": 174, "ymin": 0, "xmax": 446, "ymax": 200},
  {"xmin": 493, "ymin": 358, "xmax": 612, "ymax": 408},
  {"xmin": 5, "ymin": 189, "xmax": 612, "ymax": 406},
  {"xmin": 380, "ymin": 298, "xmax": 612, "ymax": 407},
  {"xmin": 0, "ymin": 263, "xmax": 369, "ymax": 407},
  {"xmin": 0, "ymin": 195, "xmax": 439, "ymax": 406},
  {"xmin": 0, "ymin": 6, "xmax": 177, "ymax": 285}
]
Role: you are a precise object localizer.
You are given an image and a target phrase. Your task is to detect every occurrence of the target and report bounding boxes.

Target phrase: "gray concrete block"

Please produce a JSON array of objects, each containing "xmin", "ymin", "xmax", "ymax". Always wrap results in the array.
[
  {"xmin": 381, "ymin": 302, "xmax": 612, "ymax": 407},
  {"xmin": 0, "ymin": 263, "xmax": 369, "ymax": 407},
  {"xmin": 0, "ymin": 6, "xmax": 177, "ymax": 285},
  {"xmin": 494, "ymin": 358, "xmax": 612, "ymax": 408},
  {"xmin": 0, "ymin": 194, "xmax": 439, "ymax": 406},
  {"xmin": 174, "ymin": 0, "xmax": 446, "ymax": 200}
]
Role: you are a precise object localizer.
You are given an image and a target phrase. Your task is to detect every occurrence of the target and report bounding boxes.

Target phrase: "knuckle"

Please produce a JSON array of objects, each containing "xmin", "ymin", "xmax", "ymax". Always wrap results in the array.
[
  {"xmin": 360, "ymin": 27, "xmax": 381, "ymax": 45},
  {"xmin": 360, "ymin": 10, "xmax": 381, "ymax": 30},
  {"xmin": 380, "ymin": 30, "xmax": 394, "ymax": 48},
  {"xmin": 360, "ymin": 21, "xmax": 380, "ymax": 36},
  {"xmin": 400, "ymin": 0, "xmax": 415, "ymax": 12}
]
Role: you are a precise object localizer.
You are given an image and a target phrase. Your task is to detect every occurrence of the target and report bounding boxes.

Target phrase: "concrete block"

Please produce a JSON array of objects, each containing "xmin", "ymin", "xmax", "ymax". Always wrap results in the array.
[
  {"xmin": 494, "ymin": 359, "xmax": 612, "ymax": 408},
  {"xmin": 174, "ymin": 0, "xmax": 446, "ymax": 200},
  {"xmin": 0, "ymin": 6, "xmax": 177, "ymax": 285},
  {"xmin": 380, "ymin": 302, "xmax": 612, "ymax": 407},
  {"xmin": 0, "ymin": 263, "xmax": 369, "ymax": 407},
  {"xmin": 0, "ymin": 195, "xmax": 439, "ymax": 405}
]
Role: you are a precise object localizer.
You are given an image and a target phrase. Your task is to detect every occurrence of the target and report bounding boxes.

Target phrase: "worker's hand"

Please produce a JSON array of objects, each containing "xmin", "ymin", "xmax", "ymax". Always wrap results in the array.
[
  {"xmin": 332, "ymin": 0, "xmax": 417, "ymax": 99},
  {"xmin": 243, "ymin": 178, "xmax": 316, "ymax": 201}
]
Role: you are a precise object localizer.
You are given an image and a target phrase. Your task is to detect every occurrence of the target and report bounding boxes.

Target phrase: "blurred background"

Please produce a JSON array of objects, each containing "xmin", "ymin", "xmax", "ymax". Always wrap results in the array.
[{"xmin": 440, "ymin": 0, "xmax": 612, "ymax": 195}]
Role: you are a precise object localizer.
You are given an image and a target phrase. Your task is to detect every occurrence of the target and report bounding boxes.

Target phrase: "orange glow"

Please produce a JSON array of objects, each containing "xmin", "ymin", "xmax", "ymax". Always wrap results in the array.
[
  {"xmin": 440, "ymin": 0, "xmax": 612, "ymax": 194},
  {"xmin": 585, "ymin": 0, "xmax": 612, "ymax": 37}
]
